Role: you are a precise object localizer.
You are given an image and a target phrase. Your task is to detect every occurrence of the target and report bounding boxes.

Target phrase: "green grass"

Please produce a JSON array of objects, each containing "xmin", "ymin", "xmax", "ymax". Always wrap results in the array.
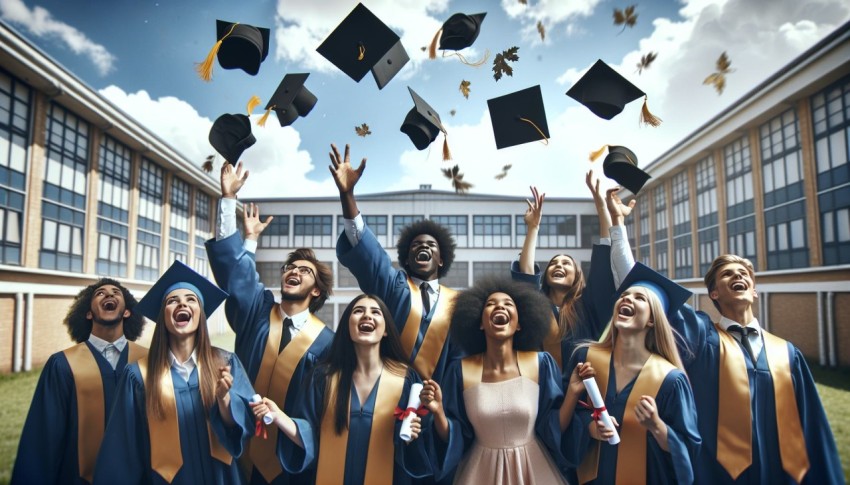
[{"xmin": 0, "ymin": 360, "xmax": 847, "ymax": 484}]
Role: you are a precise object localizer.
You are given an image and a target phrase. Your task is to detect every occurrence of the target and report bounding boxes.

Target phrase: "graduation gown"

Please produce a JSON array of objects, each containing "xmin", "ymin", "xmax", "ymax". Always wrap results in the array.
[
  {"xmin": 12, "ymin": 343, "xmax": 138, "ymax": 485},
  {"xmin": 92, "ymin": 351, "xmax": 255, "ymax": 485},
  {"xmin": 337, "ymin": 226, "xmax": 459, "ymax": 382},
  {"xmin": 672, "ymin": 306, "xmax": 844, "ymax": 485},
  {"xmin": 278, "ymin": 367, "xmax": 432, "ymax": 484},
  {"xmin": 565, "ymin": 347, "xmax": 701, "ymax": 485}
]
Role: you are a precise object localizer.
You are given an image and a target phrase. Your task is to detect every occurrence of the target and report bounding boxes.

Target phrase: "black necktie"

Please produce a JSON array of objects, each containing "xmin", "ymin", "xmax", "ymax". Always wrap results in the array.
[
  {"xmin": 728, "ymin": 325, "xmax": 757, "ymax": 364},
  {"xmin": 279, "ymin": 318, "xmax": 294, "ymax": 353},
  {"xmin": 420, "ymin": 282, "xmax": 431, "ymax": 315}
]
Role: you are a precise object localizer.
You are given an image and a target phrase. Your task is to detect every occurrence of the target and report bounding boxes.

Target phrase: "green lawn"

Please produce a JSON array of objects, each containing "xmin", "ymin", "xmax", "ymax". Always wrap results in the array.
[{"xmin": 0, "ymin": 359, "xmax": 847, "ymax": 484}]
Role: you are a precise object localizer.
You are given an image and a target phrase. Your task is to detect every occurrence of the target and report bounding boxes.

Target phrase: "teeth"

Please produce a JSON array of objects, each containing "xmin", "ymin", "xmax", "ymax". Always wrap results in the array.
[
  {"xmin": 618, "ymin": 306, "xmax": 635, "ymax": 317},
  {"xmin": 416, "ymin": 251, "xmax": 431, "ymax": 262},
  {"xmin": 358, "ymin": 322, "xmax": 375, "ymax": 332}
]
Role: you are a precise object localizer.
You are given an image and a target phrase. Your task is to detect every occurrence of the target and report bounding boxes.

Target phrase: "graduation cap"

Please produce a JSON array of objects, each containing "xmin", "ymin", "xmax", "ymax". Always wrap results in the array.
[
  {"xmin": 316, "ymin": 3, "xmax": 409, "ymax": 90},
  {"xmin": 566, "ymin": 59, "xmax": 661, "ymax": 126},
  {"xmin": 616, "ymin": 262, "xmax": 692, "ymax": 316},
  {"xmin": 589, "ymin": 144, "xmax": 650, "ymax": 195},
  {"xmin": 428, "ymin": 12, "xmax": 488, "ymax": 65},
  {"xmin": 209, "ymin": 113, "xmax": 256, "ymax": 164},
  {"xmin": 135, "ymin": 260, "xmax": 228, "ymax": 322},
  {"xmin": 487, "ymin": 85, "xmax": 550, "ymax": 150},
  {"xmin": 255, "ymin": 73, "xmax": 317, "ymax": 127},
  {"xmin": 196, "ymin": 20, "xmax": 270, "ymax": 81},
  {"xmin": 400, "ymin": 87, "xmax": 451, "ymax": 160}
]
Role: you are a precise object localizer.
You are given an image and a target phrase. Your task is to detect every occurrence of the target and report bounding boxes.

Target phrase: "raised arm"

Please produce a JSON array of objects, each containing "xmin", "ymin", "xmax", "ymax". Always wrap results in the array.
[
  {"xmin": 242, "ymin": 202, "xmax": 273, "ymax": 245},
  {"xmin": 329, "ymin": 143, "xmax": 366, "ymax": 220},
  {"xmin": 606, "ymin": 187, "xmax": 637, "ymax": 286},
  {"xmin": 586, "ymin": 170, "xmax": 612, "ymax": 239},
  {"xmin": 217, "ymin": 162, "xmax": 250, "ymax": 241},
  {"xmin": 519, "ymin": 186, "xmax": 545, "ymax": 275}
]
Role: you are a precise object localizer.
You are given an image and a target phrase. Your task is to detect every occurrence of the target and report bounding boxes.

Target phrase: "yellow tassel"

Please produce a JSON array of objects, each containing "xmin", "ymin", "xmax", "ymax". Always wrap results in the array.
[
  {"xmin": 429, "ymin": 29, "xmax": 442, "ymax": 60},
  {"xmin": 257, "ymin": 107, "xmax": 273, "ymax": 127},
  {"xmin": 442, "ymin": 133, "xmax": 452, "ymax": 161},
  {"xmin": 357, "ymin": 44, "xmax": 365, "ymax": 61},
  {"xmin": 589, "ymin": 144, "xmax": 608, "ymax": 162},
  {"xmin": 246, "ymin": 95, "xmax": 261, "ymax": 116},
  {"xmin": 195, "ymin": 40, "xmax": 223, "ymax": 82},
  {"xmin": 640, "ymin": 96, "xmax": 662, "ymax": 127}
]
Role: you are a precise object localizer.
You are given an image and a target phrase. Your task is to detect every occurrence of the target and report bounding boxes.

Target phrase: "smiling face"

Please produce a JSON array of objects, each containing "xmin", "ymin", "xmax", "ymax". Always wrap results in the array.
[
  {"xmin": 406, "ymin": 234, "xmax": 443, "ymax": 280},
  {"xmin": 544, "ymin": 254, "xmax": 577, "ymax": 290},
  {"xmin": 163, "ymin": 288, "xmax": 201, "ymax": 338},
  {"xmin": 613, "ymin": 287, "xmax": 655, "ymax": 334},
  {"xmin": 480, "ymin": 292, "xmax": 520, "ymax": 341},
  {"xmin": 280, "ymin": 259, "xmax": 322, "ymax": 302},
  {"xmin": 86, "ymin": 284, "xmax": 130, "ymax": 327},
  {"xmin": 348, "ymin": 297, "xmax": 387, "ymax": 346},
  {"xmin": 709, "ymin": 262, "xmax": 757, "ymax": 309}
]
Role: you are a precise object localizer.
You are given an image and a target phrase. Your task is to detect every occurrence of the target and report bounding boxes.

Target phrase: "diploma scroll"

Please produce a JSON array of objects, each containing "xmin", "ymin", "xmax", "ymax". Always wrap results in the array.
[
  {"xmin": 399, "ymin": 383, "xmax": 423, "ymax": 442},
  {"xmin": 582, "ymin": 378, "xmax": 620, "ymax": 445},
  {"xmin": 252, "ymin": 394, "xmax": 275, "ymax": 425}
]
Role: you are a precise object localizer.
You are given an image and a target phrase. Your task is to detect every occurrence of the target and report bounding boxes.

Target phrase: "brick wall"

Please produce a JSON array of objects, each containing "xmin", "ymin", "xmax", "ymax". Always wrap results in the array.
[{"xmin": 769, "ymin": 293, "xmax": 818, "ymax": 359}]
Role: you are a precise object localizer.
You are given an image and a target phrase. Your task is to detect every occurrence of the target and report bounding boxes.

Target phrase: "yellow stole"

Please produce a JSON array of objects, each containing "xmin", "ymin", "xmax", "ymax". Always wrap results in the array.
[
  {"xmin": 315, "ymin": 367, "xmax": 406, "ymax": 485},
  {"xmin": 401, "ymin": 278, "xmax": 457, "ymax": 379},
  {"xmin": 460, "ymin": 351, "xmax": 539, "ymax": 391},
  {"xmin": 714, "ymin": 324, "xmax": 809, "ymax": 482},
  {"xmin": 138, "ymin": 356, "xmax": 232, "ymax": 483},
  {"xmin": 64, "ymin": 341, "xmax": 146, "ymax": 483},
  {"xmin": 249, "ymin": 307, "xmax": 327, "ymax": 482},
  {"xmin": 577, "ymin": 347, "xmax": 676, "ymax": 485}
]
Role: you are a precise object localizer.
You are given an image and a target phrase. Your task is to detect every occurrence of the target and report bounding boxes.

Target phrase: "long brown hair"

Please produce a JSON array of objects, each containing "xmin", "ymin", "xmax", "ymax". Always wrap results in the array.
[
  {"xmin": 540, "ymin": 254, "xmax": 586, "ymax": 340},
  {"xmin": 145, "ymin": 304, "xmax": 224, "ymax": 419}
]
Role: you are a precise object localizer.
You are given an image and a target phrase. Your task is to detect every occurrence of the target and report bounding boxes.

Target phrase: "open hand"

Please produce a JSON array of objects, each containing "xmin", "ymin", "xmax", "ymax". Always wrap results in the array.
[
  {"xmin": 605, "ymin": 187, "xmax": 636, "ymax": 225},
  {"xmin": 523, "ymin": 186, "xmax": 545, "ymax": 230},
  {"xmin": 221, "ymin": 162, "xmax": 249, "ymax": 198},
  {"xmin": 328, "ymin": 143, "xmax": 366, "ymax": 194},
  {"xmin": 243, "ymin": 203, "xmax": 273, "ymax": 241}
]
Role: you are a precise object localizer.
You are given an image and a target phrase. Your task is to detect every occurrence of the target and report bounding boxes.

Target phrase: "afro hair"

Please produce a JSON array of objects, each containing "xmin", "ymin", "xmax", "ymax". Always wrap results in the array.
[
  {"xmin": 64, "ymin": 278, "xmax": 145, "ymax": 343},
  {"xmin": 396, "ymin": 219, "xmax": 456, "ymax": 278}
]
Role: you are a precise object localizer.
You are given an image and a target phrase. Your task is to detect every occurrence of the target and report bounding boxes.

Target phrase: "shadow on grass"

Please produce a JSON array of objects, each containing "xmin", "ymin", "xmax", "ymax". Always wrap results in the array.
[{"xmin": 809, "ymin": 362, "xmax": 850, "ymax": 392}]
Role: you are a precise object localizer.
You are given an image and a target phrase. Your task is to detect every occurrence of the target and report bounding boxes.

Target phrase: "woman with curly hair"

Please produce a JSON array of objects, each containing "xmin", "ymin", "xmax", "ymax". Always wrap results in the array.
[
  {"xmin": 422, "ymin": 277, "xmax": 584, "ymax": 484},
  {"xmin": 252, "ymin": 294, "xmax": 432, "ymax": 484}
]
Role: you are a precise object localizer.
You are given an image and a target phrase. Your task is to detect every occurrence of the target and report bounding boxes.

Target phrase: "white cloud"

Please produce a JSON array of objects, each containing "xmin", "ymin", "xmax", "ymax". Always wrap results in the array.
[
  {"xmin": 0, "ymin": 0, "xmax": 115, "ymax": 75},
  {"xmin": 500, "ymin": 0, "xmax": 601, "ymax": 44}
]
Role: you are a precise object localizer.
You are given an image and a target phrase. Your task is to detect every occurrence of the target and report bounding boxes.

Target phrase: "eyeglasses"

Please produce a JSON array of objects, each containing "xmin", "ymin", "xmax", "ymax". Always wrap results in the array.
[{"xmin": 282, "ymin": 264, "xmax": 315, "ymax": 277}]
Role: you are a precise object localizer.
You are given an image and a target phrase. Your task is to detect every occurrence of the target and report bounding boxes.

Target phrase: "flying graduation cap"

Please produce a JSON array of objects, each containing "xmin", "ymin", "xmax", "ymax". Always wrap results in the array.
[
  {"xmin": 400, "ymin": 87, "xmax": 451, "ymax": 160},
  {"xmin": 487, "ymin": 85, "xmax": 550, "ymax": 150},
  {"xmin": 566, "ymin": 59, "xmax": 661, "ymax": 127},
  {"xmin": 196, "ymin": 20, "xmax": 270, "ymax": 81},
  {"xmin": 589, "ymin": 144, "xmax": 651, "ymax": 195},
  {"xmin": 209, "ymin": 113, "xmax": 256, "ymax": 164},
  {"xmin": 428, "ymin": 12, "xmax": 488, "ymax": 66},
  {"xmin": 255, "ymin": 73, "xmax": 317, "ymax": 127},
  {"xmin": 317, "ymin": 3, "xmax": 409, "ymax": 90}
]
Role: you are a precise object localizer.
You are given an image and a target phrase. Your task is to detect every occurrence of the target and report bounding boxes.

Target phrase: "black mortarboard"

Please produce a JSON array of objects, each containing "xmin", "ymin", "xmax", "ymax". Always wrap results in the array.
[
  {"xmin": 590, "ymin": 144, "xmax": 651, "ymax": 195},
  {"xmin": 258, "ymin": 73, "xmax": 316, "ymax": 127},
  {"xmin": 566, "ymin": 59, "xmax": 661, "ymax": 126},
  {"xmin": 135, "ymin": 260, "xmax": 228, "ymax": 322},
  {"xmin": 209, "ymin": 114, "xmax": 256, "ymax": 164},
  {"xmin": 197, "ymin": 20, "xmax": 270, "ymax": 81},
  {"xmin": 316, "ymin": 3, "xmax": 410, "ymax": 90},
  {"xmin": 616, "ymin": 262, "xmax": 692, "ymax": 316},
  {"xmin": 400, "ymin": 87, "xmax": 443, "ymax": 150},
  {"xmin": 487, "ymin": 85, "xmax": 550, "ymax": 150},
  {"xmin": 439, "ymin": 12, "xmax": 486, "ymax": 50}
]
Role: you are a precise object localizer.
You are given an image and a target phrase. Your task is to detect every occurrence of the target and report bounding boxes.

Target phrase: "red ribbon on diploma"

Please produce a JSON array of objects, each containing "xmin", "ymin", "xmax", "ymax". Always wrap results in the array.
[
  {"xmin": 255, "ymin": 420, "xmax": 268, "ymax": 439},
  {"xmin": 393, "ymin": 406, "xmax": 429, "ymax": 421},
  {"xmin": 579, "ymin": 400, "xmax": 607, "ymax": 421}
]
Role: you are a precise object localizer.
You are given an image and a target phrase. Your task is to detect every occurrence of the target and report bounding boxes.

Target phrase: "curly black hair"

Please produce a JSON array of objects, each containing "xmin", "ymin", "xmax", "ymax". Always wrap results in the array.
[
  {"xmin": 450, "ymin": 276, "xmax": 553, "ymax": 355},
  {"xmin": 396, "ymin": 219, "xmax": 456, "ymax": 278},
  {"xmin": 63, "ymin": 278, "xmax": 145, "ymax": 343}
]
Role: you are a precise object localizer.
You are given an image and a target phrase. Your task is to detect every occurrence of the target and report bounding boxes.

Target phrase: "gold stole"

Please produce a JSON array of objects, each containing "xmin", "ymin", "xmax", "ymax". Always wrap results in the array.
[
  {"xmin": 401, "ymin": 278, "xmax": 457, "ymax": 379},
  {"xmin": 460, "ymin": 351, "xmax": 539, "ymax": 392},
  {"xmin": 714, "ymin": 325, "xmax": 809, "ymax": 482},
  {"xmin": 64, "ymin": 341, "xmax": 146, "ymax": 483},
  {"xmin": 138, "ymin": 357, "xmax": 232, "ymax": 483},
  {"xmin": 315, "ymin": 367, "xmax": 406, "ymax": 485},
  {"xmin": 249, "ymin": 307, "xmax": 326, "ymax": 482},
  {"xmin": 577, "ymin": 347, "xmax": 676, "ymax": 485}
]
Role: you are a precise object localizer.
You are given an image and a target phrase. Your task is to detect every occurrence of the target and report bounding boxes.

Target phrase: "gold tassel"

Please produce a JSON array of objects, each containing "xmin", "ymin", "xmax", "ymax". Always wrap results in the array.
[
  {"xmin": 357, "ymin": 44, "xmax": 365, "ymax": 61},
  {"xmin": 447, "ymin": 49, "xmax": 490, "ymax": 67},
  {"xmin": 257, "ymin": 106, "xmax": 273, "ymax": 127},
  {"xmin": 428, "ymin": 29, "xmax": 442, "ymax": 60},
  {"xmin": 640, "ymin": 96, "xmax": 662, "ymax": 127},
  {"xmin": 442, "ymin": 133, "xmax": 452, "ymax": 161},
  {"xmin": 195, "ymin": 22, "xmax": 239, "ymax": 82},
  {"xmin": 246, "ymin": 95, "xmax": 261, "ymax": 116},
  {"xmin": 589, "ymin": 144, "xmax": 608, "ymax": 162}
]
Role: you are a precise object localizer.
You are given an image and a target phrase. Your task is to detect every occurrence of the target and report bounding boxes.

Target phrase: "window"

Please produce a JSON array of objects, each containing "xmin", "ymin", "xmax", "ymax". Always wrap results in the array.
[
  {"xmin": 698, "ymin": 226, "xmax": 720, "ymax": 276},
  {"xmin": 314, "ymin": 303, "xmax": 335, "ymax": 327},
  {"xmin": 724, "ymin": 136, "xmax": 755, "ymax": 220},
  {"xmin": 727, "ymin": 216, "xmax": 757, "ymax": 265},
  {"xmin": 515, "ymin": 214, "xmax": 577, "ymax": 248},
  {"xmin": 654, "ymin": 185, "xmax": 668, "ymax": 241},
  {"xmin": 294, "ymin": 215, "xmax": 332, "ymax": 248},
  {"xmin": 473, "ymin": 215, "xmax": 511, "ymax": 248},
  {"xmin": 674, "ymin": 234, "xmax": 692, "ymax": 279},
  {"xmin": 136, "ymin": 159, "xmax": 163, "ymax": 281},
  {"xmin": 95, "ymin": 136, "xmax": 131, "ymax": 277},
  {"xmin": 0, "ymin": 70, "xmax": 30, "ymax": 265},
  {"xmin": 194, "ymin": 191, "xmax": 212, "ymax": 277},
  {"xmin": 440, "ymin": 261, "xmax": 468, "ymax": 288},
  {"xmin": 624, "ymin": 198, "xmax": 637, "ymax": 260},
  {"xmin": 432, "ymin": 215, "xmax": 467, "ymax": 248},
  {"xmin": 257, "ymin": 262, "xmax": 281, "ymax": 289},
  {"xmin": 580, "ymin": 215, "xmax": 599, "ymax": 248},
  {"xmin": 696, "ymin": 156, "xmax": 718, "ymax": 228},
  {"xmin": 672, "ymin": 171, "xmax": 690, "ymax": 236},
  {"xmin": 337, "ymin": 214, "xmax": 388, "ymax": 247},
  {"xmin": 765, "ymin": 202, "xmax": 808, "ymax": 269},
  {"xmin": 655, "ymin": 240, "xmax": 668, "ymax": 275},
  {"xmin": 40, "ymin": 103, "xmax": 88, "ymax": 272},
  {"xmin": 337, "ymin": 261, "xmax": 360, "ymax": 288},
  {"xmin": 473, "ymin": 261, "xmax": 507, "ymax": 280},
  {"xmin": 637, "ymin": 196, "xmax": 650, "ymax": 265},
  {"xmin": 169, "ymin": 177, "xmax": 190, "ymax": 263},
  {"xmin": 259, "ymin": 215, "xmax": 290, "ymax": 249},
  {"xmin": 392, "ymin": 215, "xmax": 424, "ymax": 238}
]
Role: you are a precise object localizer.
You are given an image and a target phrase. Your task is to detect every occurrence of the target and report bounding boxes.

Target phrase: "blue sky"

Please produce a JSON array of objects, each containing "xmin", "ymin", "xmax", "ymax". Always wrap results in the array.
[{"xmin": 2, "ymin": 0, "xmax": 849, "ymax": 199}]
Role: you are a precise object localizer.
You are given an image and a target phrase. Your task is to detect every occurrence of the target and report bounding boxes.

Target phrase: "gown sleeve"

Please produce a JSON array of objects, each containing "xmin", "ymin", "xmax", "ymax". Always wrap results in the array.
[
  {"xmin": 430, "ymin": 359, "xmax": 474, "ymax": 481},
  {"xmin": 209, "ymin": 352, "xmax": 256, "ymax": 459},
  {"xmin": 653, "ymin": 370, "xmax": 702, "ymax": 485},
  {"xmin": 277, "ymin": 368, "xmax": 326, "ymax": 475},
  {"xmin": 535, "ymin": 352, "xmax": 571, "ymax": 471},
  {"xmin": 510, "ymin": 260, "xmax": 543, "ymax": 287},
  {"xmin": 561, "ymin": 347, "xmax": 594, "ymax": 467}
]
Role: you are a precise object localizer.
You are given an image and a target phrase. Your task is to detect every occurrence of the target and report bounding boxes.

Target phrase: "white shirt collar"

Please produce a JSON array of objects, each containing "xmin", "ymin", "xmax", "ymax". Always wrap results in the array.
[
  {"xmin": 719, "ymin": 315, "xmax": 761, "ymax": 333},
  {"xmin": 410, "ymin": 275, "xmax": 439, "ymax": 294},
  {"xmin": 168, "ymin": 349, "xmax": 198, "ymax": 383},
  {"xmin": 88, "ymin": 334, "xmax": 128, "ymax": 353},
  {"xmin": 279, "ymin": 306, "xmax": 311, "ymax": 330}
]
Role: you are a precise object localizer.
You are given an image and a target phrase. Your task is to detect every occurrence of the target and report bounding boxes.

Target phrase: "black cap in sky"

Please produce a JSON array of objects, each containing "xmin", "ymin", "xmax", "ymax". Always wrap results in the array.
[
  {"xmin": 596, "ymin": 145, "xmax": 651, "ymax": 195},
  {"xmin": 439, "ymin": 12, "xmax": 486, "ymax": 50},
  {"xmin": 214, "ymin": 20, "xmax": 270, "ymax": 76},
  {"xmin": 316, "ymin": 3, "xmax": 409, "ymax": 90},
  {"xmin": 487, "ymin": 85, "xmax": 550, "ymax": 150},
  {"xmin": 400, "ymin": 87, "xmax": 444, "ymax": 150},
  {"xmin": 566, "ymin": 59, "xmax": 644, "ymax": 120},
  {"xmin": 209, "ymin": 114, "xmax": 256, "ymax": 164},
  {"xmin": 263, "ymin": 73, "xmax": 316, "ymax": 127}
]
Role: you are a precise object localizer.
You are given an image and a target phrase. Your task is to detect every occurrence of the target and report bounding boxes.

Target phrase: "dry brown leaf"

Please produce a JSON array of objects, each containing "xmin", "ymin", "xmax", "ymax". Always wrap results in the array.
[
  {"xmin": 494, "ymin": 164, "xmax": 512, "ymax": 180},
  {"xmin": 613, "ymin": 5, "xmax": 638, "ymax": 34},
  {"xmin": 450, "ymin": 109, "xmax": 457, "ymax": 117},
  {"xmin": 703, "ymin": 51, "xmax": 734, "ymax": 94},
  {"xmin": 636, "ymin": 51, "xmax": 657, "ymax": 74},
  {"xmin": 442, "ymin": 164, "xmax": 473, "ymax": 194},
  {"xmin": 493, "ymin": 46, "xmax": 520, "ymax": 81},
  {"xmin": 518, "ymin": 0, "xmax": 527, "ymax": 4},
  {"xmin": 537, "ymin": 21, "xmax": 545, "ymax": 41},
  {"xmin": 201, "ymin": 154, "xmax": 215, "ymax": 173},
  {"xmin": 355, "ymin": 123, "xmax": 372, "ymax": 137},
  {"xmin": 459, "ymin": 80, "xmax": 471, "ymax": 99}
]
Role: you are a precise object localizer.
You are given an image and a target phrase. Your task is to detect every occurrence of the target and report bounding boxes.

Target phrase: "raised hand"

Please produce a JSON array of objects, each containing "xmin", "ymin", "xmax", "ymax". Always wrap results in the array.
[
  {"xmin": 523, "ymin": 186, "xmax": 545, "ymax": 230},
  {"xmin": 243, "ymin": 203, "xmax": 273, "ymax": 242},
  {"xmin": 586, "ymin": 170, "xmax": 605, "ymax": 208},
  {"xmin": 221, "ymin": 162, "xmax": 249, "ymax": 198},
  {"xmin": 605, "ymin": 187, "xmax": 636, "ymax": 226},
  {"xmin": 328, "ymin": 143, "xmax": 366, "ymax": 194},
  {"xmin": 215, "ymin": 366, "xmax": 233, "ymax": 402}
]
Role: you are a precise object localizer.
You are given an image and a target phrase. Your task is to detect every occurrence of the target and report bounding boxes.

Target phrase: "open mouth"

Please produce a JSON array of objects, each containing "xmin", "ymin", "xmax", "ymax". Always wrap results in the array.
[
  {"xmin": 102, "ymin": 299, "xmax": 118, "ymax": 311},
  {"xmin": 731, "ymin": 281, "xmax": 747, "ymax": 291},
  {"xmin": 415, "ymin": 250, "xmax": 431, "ymax": 262},
  {"xmin": 358, "ymin": 321, "xmax": 376, "ymax": 333},
  {"xmin": 551, "ymin": 270, "xmax": 566, "ymax": 278},
  {"xmin": 618, "ymin": 304, "xmax": 635, "ymax": 317},
  {"xmin": 285, "ymin": 276, "xmax": 301, "ymax": 286},
  {"xmin": 174, "ymin": 310, "xmax": 192, "ymax": 324},
  {"xmin": 491, "ymin": 311, "xmax": 510, "ymax": 326}
]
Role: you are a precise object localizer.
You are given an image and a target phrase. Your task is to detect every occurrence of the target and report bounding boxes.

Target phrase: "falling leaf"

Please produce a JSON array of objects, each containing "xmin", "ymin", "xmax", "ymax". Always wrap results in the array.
[
  {"xmin": 355, "ymin": 123, "xmax": 372, "ymax": 137},
  {"xmin": 201, "ymin": 154, "xmax": 215, "ymax": 173},
  {"xmin": 492, "ymin": 46, "xmax": 520, "ymax": 81},
  {"xmin": 450, "ymin": 109, "xmax": 457, "ymax": 117},
  {"xmin": 613, "ymin": 5, "xmax": 638, "ymax": 34},
  {"xmin": 420, "ymin": 46, "xmax": 427, "ymax": 52},
  {"xmin": 537, "ymin": 21, "xmax": 545, "ymax": 41},
  {"xmin": 703, "ymin": 51, "xmax": 734, "ymax": 95},
  {"xmin": 442, "ymin": 164, "xmax": 473, "ymax": 194},
  {"xmin": 636, "ymin": 51, "xmax": 657, "ymax": 75},
  {"xmin": 518, "ymin": 0, "xmax": 527, "ymax": 4},
  {"xmin": 459, "ymin": 80, "xmax": 471, "ymax": 99},
  {"xmin": 494, "ymin": 164, "xmax": 513, "ymax": 180}
]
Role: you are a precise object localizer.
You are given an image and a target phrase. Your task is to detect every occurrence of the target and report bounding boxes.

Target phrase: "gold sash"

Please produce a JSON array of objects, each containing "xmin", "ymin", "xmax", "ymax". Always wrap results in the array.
[
  {"xmin": 65, "ymin": 341, "xmax": 146, "ymax": 482},
  {"xmin": 577, "ymin": 347, "xmax": 675, "ymax": 485},
  {"xmin": 250, "ymin": 307, "xmax": 326, "ymax": 482},
  {"xmin": 715, "ymin": 325, "xmax": 809, "ymax": 482},
  {"xmin": 138, "ymin": 356, "xmax": 232, "ymax": 483},
  {"xmin": 315, "ymin": 367, "xmax": 406, "ymax": 485},
  {"xmin": 401, "ymin": 279, "xmax": 457, "ymax": 379},
  {"xmin": 461, "ymin": 351, "xmax": 539, "ymax": 391}
]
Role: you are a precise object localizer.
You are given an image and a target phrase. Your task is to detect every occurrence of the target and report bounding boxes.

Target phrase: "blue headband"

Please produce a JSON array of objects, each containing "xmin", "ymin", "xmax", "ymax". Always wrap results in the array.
[
  {"xmin": 630, "ymin": 280, "xmax": 668, "ymax": 312},
  {"xmin": 163, "ymin": 282, "xmax": 204, "ymax": 307}
]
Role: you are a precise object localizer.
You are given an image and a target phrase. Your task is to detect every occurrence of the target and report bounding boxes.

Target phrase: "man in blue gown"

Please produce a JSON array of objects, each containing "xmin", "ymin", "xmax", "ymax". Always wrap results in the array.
[{"xmin": 12, "ymin": 278, "xmax": 147, "ymax": 484}]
